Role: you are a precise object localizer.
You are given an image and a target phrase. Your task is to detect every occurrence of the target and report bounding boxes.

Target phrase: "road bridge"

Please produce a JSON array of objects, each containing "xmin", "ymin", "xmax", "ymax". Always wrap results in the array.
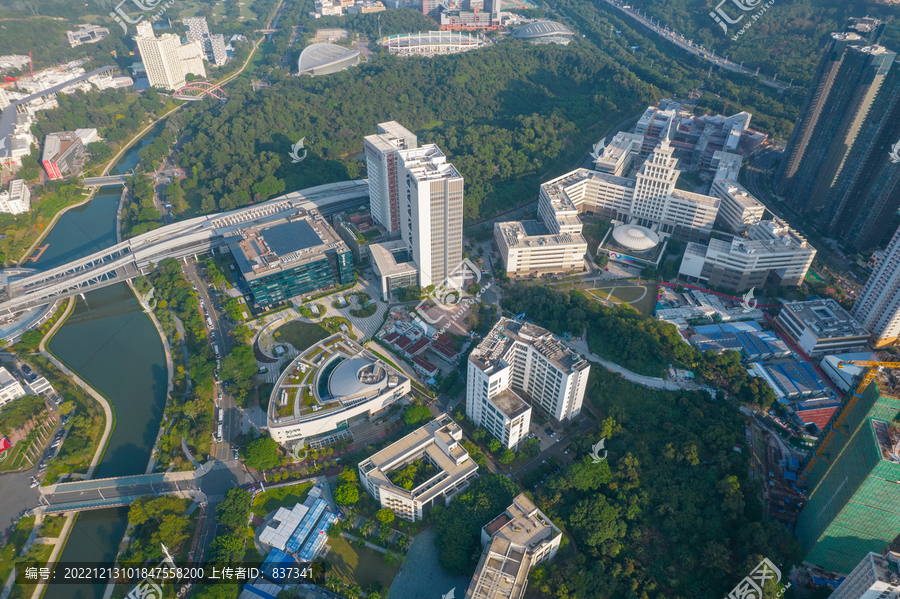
[
  {"xmin": 0, "ymin": 180, "xmax": 369, "ymax": 313},
  {"xmin": 39, "ymin": 471, "xmax": 202, "ymax": 513},
  {"xmin": 82, "ymin": 175, "xmax": 128, "ymax": 187}
]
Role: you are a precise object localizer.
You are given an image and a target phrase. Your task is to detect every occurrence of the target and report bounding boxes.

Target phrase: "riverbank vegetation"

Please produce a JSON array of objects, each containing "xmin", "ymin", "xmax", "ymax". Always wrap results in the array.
[
  {"xmin": 122, "ymin": 496, "xmax": 195, "ymax": 563},
  {"xmin": 501, "ymin": 284, "xmax": 776, "ymax": 407},
  {"xmin": 122, "ymin": 174, "xmax": 163, "ymax": 239}
]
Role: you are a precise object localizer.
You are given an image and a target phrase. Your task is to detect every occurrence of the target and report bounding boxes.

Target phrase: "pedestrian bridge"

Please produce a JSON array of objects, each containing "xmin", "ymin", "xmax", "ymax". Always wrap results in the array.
[
  {"xmin": 0, "ymin": 180, "xmax": 369, "ymax": 314},
  {"xmin": 39, "ymin": 471, "xmax": 202, "ymax": 513},
  {"xmin": 82, "ymin": 175, "xmax": 128, "ymax": 187}
]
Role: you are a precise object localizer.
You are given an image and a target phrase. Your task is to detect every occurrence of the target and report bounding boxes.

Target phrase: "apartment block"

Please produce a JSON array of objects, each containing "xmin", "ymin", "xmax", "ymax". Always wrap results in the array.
[
  {"xmin": 0, "ymin": 179, "xmax": 30, "ymax": 215},
  {"xmin": 828, "ymin": 552, "xmax": 900, "ymax": 599},
  {"xmin": 678, "ymin": 219, "xmax": 815, "ymax": 292},
  {"xmin": 467, "ymin": 318, "xmax": 589, "ymax": 448},
  {"xmin": 206, "ymin": 34, "xmax": 228, "ymax": 66},
  {"xmin": 465, "ymin": 494, "xmax": 562, "ymax": 599},
  {"xmin": 398, "ymin": 144, "xmax": 464, "ymax": 287},
  {"xmin": 853, "ymin": 227, "xmax": 900, "ymax": 347},
  {"xmin": 358, "ymin": 414, "xmax": 479, "ymax": 521},
  {"xmin": 364, "ymin": 122, "xmax": 417, "ymax": 232},
  {"xmin": 711, "ymin": 179, "xmax": 766, "ymax": 234},
  {"xmin": 135, "ymin": 22, "xmax": 206, "ymax": 90},
  {"xmin": 183, "ymin": 17, "xmax": 211, "ymax": 42}
]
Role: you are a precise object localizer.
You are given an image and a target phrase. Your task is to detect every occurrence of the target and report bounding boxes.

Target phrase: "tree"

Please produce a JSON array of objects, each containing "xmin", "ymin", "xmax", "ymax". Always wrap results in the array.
[
  {"xmin": 499, "ymin": 448, "xmax": 516, "ymax": 464},
  {"xmin": 335, "ymin": 483, "xmax": 359, "ymax": 505},
  {"xmin": 403, "ymin": 404, "xmax": 432, "ymax": 426},
  {"xmin": 376, "ymin": 509, "xmax": 395, "ymax": 525},
  {"xmin": 207, "ymin": 532, "xmax": 245, "ymax": 562},
  {"xmin": 568, "ymin": 495, "xmax": 626, "ymax": 556},
  {"xmin": 325, "ymin": 574, "xmax": 342, "ymax": 592},
  {"xmin": 220, "ymin": 345, "xmax": 258, "ymax": 406},
  {"xmin": 488, "ymin": 439, "xmax": 502, "ymax": 453},
  {"xmin": 244, "ymin": 436, "xmax": 280, "ymax": 471},
  {"xmin": 337, "ymin": 468, "xmax": 357, "ymax": 484},
  {"xmin": 216, "ymin": 488, "xmax": 252, "ymax": 532}
]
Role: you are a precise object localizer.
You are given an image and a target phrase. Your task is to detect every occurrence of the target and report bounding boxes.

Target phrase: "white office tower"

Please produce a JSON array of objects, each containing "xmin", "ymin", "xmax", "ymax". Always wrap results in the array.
[
  {"xmin": 183, "ymin": 17, "xmax": 210, "ymax": 42},
  {"xmin": 0, "ymin": 179, "xmax": 30, "ymax": 215},
  {"xmin": 364, "ymin": 122, "xmax": 417, "ymax": 232},
  {"xmin": 134, "ymin": 22, "xmax": 206, "ymax": 90},
  {"xmin": 398, "ymin": 144, "xmax": 463, "ymax": 288},
  {"xmin": 853, "ymin": 227, "xmax": 900, "ymax": 347},
  {"xmin": 467, "ymin": 318, "xmax": 590, "ymax": 449},
  {"xmin": 829, "ymin": 552, "xmax": 900, "ymax": 599},
  {"xmin": 0, "ymin": 87, "xmax": 10, "ymax": 110}
]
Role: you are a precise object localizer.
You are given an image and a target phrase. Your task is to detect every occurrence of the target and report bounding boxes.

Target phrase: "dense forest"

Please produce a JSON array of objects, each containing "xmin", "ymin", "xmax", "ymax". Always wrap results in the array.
[{"xmin": 501, "ymin": 284, "xmax": 776, "ymax": 407}]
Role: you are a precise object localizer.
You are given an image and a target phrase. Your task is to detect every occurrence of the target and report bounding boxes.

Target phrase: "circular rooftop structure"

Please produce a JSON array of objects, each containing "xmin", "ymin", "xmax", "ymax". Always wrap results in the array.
[
  {"xmin": 611, "ymin": 224, "xmax": 660, "ymax": 252},
  {"xmin": 297, "ymin": 43, "xmax": 361, "ymax": 76},
  {"xmin": 379, "ymin": 31, "xmax": 484, "ymax": 56},
  {"xmin": 512, "ymin": 20, "xmax": 575, "ymax": 42},
  {"xmin": 327, "ymin": 356, "xmax": 388, "ymax": 397}
]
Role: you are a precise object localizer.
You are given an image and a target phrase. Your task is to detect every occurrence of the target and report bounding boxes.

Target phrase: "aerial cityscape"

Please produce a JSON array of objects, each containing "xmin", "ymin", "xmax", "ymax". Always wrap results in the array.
[{"xmin": 1, "ymin": 1, "xmax": 900, "ymax": 598}]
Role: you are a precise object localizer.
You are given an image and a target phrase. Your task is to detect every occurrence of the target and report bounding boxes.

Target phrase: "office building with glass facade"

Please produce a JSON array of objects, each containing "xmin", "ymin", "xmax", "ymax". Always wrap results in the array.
[{"xmin": 228, "ymin": 208, "xmax": 353, "ymax": 307}]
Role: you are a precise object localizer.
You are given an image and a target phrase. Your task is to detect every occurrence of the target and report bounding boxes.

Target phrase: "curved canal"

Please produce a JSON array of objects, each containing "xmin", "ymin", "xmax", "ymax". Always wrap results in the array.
[{"xmin": 39, "ymin": 130, "xmax": 169, "ymax": 599}]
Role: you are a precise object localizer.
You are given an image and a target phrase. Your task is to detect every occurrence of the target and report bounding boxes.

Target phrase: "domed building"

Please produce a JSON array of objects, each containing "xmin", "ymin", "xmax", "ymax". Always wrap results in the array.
[
  {"xmin": 601, "ymin": 223, "xmax": 668, "ymax": 269},
  {"xmin": 611, "ymin": 224, "xmax": 660, "ymax": 253},
  {"xmin": 297, "ymin": 43, "xmax": 361, "ymax": 76}
]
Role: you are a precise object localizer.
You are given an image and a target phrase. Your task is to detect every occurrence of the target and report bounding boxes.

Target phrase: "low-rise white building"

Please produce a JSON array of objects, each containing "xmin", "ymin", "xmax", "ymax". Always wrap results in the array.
[
  {"xmin": 0, "ymin": 367, "xmax": 27, "ymax": 408},
  {"xmin": 494, "ymin": 220, "xmax": 586, "ymax": 279},
  {"xmin": 370, "ymin": 240, "xmax": 418, "ymax": 301},
  {"xmin": 593, "ymin": 131, "xmax": 643, "ymax": 177},
  {"xmin": 0, "ymin": 180, "xmax": 30, "ymax": 215},
  {"xmin": 776, "ymin": 300, "xmax": 870, "ymax": 357},
  {"xmin": 467, "ymin": 318, "xmax": 589, "ymax": 449},
  {"xmin": 465, "ymin": 494, "xmax": 562, "ymax": 599},
  {"xmin": 66, "ymin": 24, "xmax": 109, "ymax": 47},
  {"xmin": 358, "ymin": 414, "xmax": 479, "ymax": 521}
]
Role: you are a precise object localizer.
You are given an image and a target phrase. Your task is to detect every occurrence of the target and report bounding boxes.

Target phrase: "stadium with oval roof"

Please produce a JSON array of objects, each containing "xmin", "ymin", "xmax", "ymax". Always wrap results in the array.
[
  {"xmin": 512, "ymin": 20, "xmax": 575, "ymax": 45},
  {"xmin": 600, "ymin": 223, "xmax": 669, "ymax": 269},
  {"xmin": 268, "ymin": 333, "xmax": 410, "ymax": 449},
  {"xmin": 379, "ymin": 31, "xmax": 485, "ymax": 56},
  {"xmin": 297, "ymin": 43, "xmax": 361, "ymax": 76}
]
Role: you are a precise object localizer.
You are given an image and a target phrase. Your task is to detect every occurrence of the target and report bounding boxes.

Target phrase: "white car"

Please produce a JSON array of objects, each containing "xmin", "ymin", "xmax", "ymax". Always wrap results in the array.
[{"xmin": 29, "ymin": 478, "xmax": 39, "ymax": 488}]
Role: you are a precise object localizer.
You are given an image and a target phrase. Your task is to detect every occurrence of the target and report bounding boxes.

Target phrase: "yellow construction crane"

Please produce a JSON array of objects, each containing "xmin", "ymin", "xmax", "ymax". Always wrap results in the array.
[{"xmin": 802, "ymin": 359, "xmax": 900, "ymax": 478}]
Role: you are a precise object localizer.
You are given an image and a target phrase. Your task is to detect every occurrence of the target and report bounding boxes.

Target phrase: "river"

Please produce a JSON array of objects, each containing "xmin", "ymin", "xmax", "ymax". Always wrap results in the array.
[{"xmin": 38, "ymin": 131, "xmax": 169, "ymax": 599}]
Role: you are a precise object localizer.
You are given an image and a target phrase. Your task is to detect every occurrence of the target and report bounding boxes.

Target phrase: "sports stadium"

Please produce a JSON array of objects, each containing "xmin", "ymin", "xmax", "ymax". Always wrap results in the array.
[{"xmin": 379, "ymin": 31, "xmax": 485, "ymax": 56}]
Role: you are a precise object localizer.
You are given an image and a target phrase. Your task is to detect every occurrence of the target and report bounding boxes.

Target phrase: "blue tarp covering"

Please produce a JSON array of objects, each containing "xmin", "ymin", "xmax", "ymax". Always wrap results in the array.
[{"xmin": 783, "ymin": 470, "xmax": 797, "ymax": 481}]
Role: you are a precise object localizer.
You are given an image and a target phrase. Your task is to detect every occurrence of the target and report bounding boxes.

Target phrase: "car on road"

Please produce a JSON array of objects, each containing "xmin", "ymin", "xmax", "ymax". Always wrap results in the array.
[
  {"xmin": 232, "ymin": 449, "xmax": 239, "ymax": 459},
  {"xmin": 21, "ymin": 364, "xmax": 33, "ymax": 376},
  {"xmin": 29, "ymin": 478, "xmax": 39, "ymax": 488}
]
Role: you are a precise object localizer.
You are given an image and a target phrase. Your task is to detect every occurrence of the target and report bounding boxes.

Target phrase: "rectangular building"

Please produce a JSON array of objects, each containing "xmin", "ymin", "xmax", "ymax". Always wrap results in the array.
[
  {"xmin": 399, "ymin": 144, "xmax": 464, "ymax": 288},
  {"xmin": 228, "ymin": 208, "xmax": 353, "ymax": 307},
  {"xmin": 493, "ymin": 220, "xmax": 586, "ymax": 279},
  {"xmin": 364, "ymin": 122, "xmax": 417, "ymax": 232},
  {"xmin": 828, "ymin": 552, "xmax": 900, "ymax": 599},
  {"xmin": 135, "ymin": 22, "xmax": 206, "ymax": 90},
  {"xmin": 467, "ymin": 318, "xmax": 589, "ymax": 448},
  {"xmin": 41, "ymin": 131, "xmax": 91, "ymax": 180},
  {"xmin": 711, "ymin": 179, "xmax": 765, "ymax": 234},
  {"xmin": 66, "ymin": 24, "xmax": 109, "ymax": 47},
  {"xmin": 370, "ymin": 240, "xmax": 418, "ymax": 301},
  {"xmin": 206, "ymin": 34, "xmax": 228, "ymax": 65},
  {"xmin": 678, "ymin": 219, "xmax": 815, "ymax": 292},
  {"xmin": 183, "ymin": 17, "xmax": 211, "ymax": 42},
  {"xmin": 465, "ymin": 494, "xmax": 562, "ymax": 599},
  {"xmin": 593, "ymin": 132, "xmax": 643, "ymax": 177},
  {"xmin": 0, "ymin": 367, "xmax": 27, "ymax": 408},
  {"xmin": 853, "ymin": 227, "xmax": 900, "ymax": 347},
  {"xmin": 0, "ymin": 179, "xmax": 30, "ymax": 215},
  {"xmin": 358, "ymin": 414, "xmax": 479, "ymax": 521},
  {"xmin": 776, "ymin": 299, "xmax": 870, "ymax": 357}
]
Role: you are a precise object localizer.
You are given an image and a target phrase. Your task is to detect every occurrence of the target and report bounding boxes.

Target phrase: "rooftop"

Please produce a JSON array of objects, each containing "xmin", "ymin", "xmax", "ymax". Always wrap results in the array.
[
  {"xmin": 227, "ymin": 208, "xmax": 349, "ymax": 281},
  {"xmin": 495, "ymin": 220, "xmax": 585, "ymax": 249},
  {"xmin": 370, "ymin": 240, "xmax": 418, "ymax": 277},
  {"xmin": 512, "ymin": 20, "xmax": 574, "ymax": 38},
  {"xmin": 297, "ymin": 43, "xmax": 360, "ymax": 73},
  {"xmin": 713, "ymin": 179, "xmax": 765, "ymax": 210},
  {"xmin": 491, "ymin": 388, "xmax": 531, "ymax": 419},
  {"xmin": 779, "ymin": 299, "xmax": 869, "ymax": 339},
  {"xmin": 872, "ymin": 420, "xmax": 900, "ymax": 464},
  {"xmin": 470, "ymin": 317, "xmax": 588, "ymax": 375},
  {"xmin": 399, "ymin": 144, "xmax": 462, "ymax": 182}
]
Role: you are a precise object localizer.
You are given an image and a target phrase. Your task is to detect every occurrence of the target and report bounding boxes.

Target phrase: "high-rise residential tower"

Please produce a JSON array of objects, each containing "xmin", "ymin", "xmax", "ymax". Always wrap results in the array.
[
  {"xmin": 467, "ymin": 318, "xmax": 590, "ymax": 449},
  {"xmin": 853, "ymin": 228, "xmax": 900, "ymax": 347},
  {"xmin": 135, "ymin": 22, "xmax": 206, "ymax": 90},
  {"xmin": 364, "ymin": 122, "xmax": 417, "ymax": 233},
  {"xmin": 796, "ymin": 378, "xmax": 900, "ymax": 575},
  {"xmin": 183, "ymin": 17, "xmax": 211, "ymax": 42},
  {"xmin": 777, "ymin": 34, "xmax": 896, "ymax": 213},
  {"xmin": 398, "ymin": 144, "xmax": 463, "ymax": 288}
]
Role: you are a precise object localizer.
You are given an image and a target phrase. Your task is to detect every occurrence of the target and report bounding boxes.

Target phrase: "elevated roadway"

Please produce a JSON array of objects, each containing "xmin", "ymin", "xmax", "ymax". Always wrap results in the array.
[
  {"xmin": 39, "ymin": 471, "xmax": 201, "ymax": 513},
  {"xmin": 0, "ymin": 180, "xmax": 369, "ymax": 313},
  {"xmin": 82, "ymin": 175, "xmax": 128, "ymax": 187}
]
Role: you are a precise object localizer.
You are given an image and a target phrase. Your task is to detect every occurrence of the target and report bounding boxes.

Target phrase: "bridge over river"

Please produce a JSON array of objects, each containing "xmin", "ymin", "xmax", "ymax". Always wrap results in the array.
[
  {"xmin": 0, "ymin": 180, "xmax": 369, "ymax": 314},
  {"xmin": 39, "ymin": 471, "xmax": 202, "ymax": 513}
]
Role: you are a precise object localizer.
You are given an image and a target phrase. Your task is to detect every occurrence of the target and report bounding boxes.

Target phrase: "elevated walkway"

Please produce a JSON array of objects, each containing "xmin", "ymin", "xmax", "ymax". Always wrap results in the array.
[
  {"xmin": 82, "ymin": 175, "xmax": 128, "ymax": 187},
  {"xmin": 40, "ymin": 471, "xmax": 203, "ymax": 513}
]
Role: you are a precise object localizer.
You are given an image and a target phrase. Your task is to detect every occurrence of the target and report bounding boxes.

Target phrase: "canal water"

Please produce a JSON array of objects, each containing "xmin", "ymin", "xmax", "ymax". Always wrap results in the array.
[{"xmin": 38, "ymin": 132, "xmax": 168, "ymax": 599}]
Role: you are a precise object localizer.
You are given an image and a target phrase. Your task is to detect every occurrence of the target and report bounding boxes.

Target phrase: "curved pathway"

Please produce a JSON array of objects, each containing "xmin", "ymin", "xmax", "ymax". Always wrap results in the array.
[{"xmin": 38, "ymin": 297, "xmax": 113, "ymax": 478}]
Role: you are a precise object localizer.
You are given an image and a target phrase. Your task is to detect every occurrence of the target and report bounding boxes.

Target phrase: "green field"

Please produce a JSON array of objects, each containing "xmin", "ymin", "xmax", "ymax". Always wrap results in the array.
[
  {"xmin": 586, "ymin": 284, "xmax": 656, "ymax": 317},
  {"xmin": 326, "ymin": 536, "xmax": 400, "ymax": 590},
  {"xmin": 275, "ymin": 321, "xmax": 330, "ymax": 352},
  {"xmin": 251, "ymin": 482, "xmax": 312, "ymax": 517}
]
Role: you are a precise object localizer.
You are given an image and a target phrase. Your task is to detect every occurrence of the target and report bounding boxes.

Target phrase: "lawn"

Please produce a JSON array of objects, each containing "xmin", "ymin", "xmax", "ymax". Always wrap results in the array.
[
  {"xmin": 251, "ymin": 482, "xmax": 313, "ymax": 517},
  {"xmin": 586, "ymin": 284, "xmax": 657, "ymax": 317},
  {"xmin": 326, "ymin": 536, "xmax": 400, "ymax": 590},
  {"xmin": 275, "ymin": 321, "xmax": 330, "ymax": 352},
  {"xmin": 40, "ymin": 516, "xmax": 65, "ymax": 538},
  {"xmin": 0, "ymin": 516, "xmax": 35, "ymax": 585}
]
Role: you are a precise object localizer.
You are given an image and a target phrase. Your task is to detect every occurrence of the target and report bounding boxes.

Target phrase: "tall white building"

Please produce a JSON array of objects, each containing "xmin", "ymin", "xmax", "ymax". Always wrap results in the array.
[
  {"xmin": 711, "ymin": 179, "xmax": 766, "ymax": 234},
  {"xmin": 853, "ymin": 227, "xmax": 900, "ymax": 347},
  {"xmin": 0, "ymin": 179, "xmax": 30, "ymax": 215},
  {"xmin": 399, "ymin": 144, "xmax": 464, "ymax": 288},
  {"xmin": 134, "ymin": 22, "xmax": 206, "ymax": 90},
  {"xmin": 183, "ymin": 17, "xmax": 210, "ymax": 42},
  {"xmin": 0, "ymin": 367, "xmax": 27, "ymax": 408},
  {"xmin": 829, "ymin": 552, "xmax": 900, "ymax": 599},
  {"xmin": 467, "ymin": 318, "xmax": 590, "ymax": 449},
  {"xmin": 364, "ymin": 122, "xmax": 417, "ymax": 233},
  {"xmin": 206, "ymin": 34, "xmax": 228, "ymax": 65}
]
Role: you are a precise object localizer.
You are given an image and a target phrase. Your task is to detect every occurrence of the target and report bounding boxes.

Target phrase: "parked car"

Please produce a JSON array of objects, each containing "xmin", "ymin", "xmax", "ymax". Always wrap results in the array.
[{"xmin": 30, "ymin": 478, "xmax": 39, "ymax": 488}]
